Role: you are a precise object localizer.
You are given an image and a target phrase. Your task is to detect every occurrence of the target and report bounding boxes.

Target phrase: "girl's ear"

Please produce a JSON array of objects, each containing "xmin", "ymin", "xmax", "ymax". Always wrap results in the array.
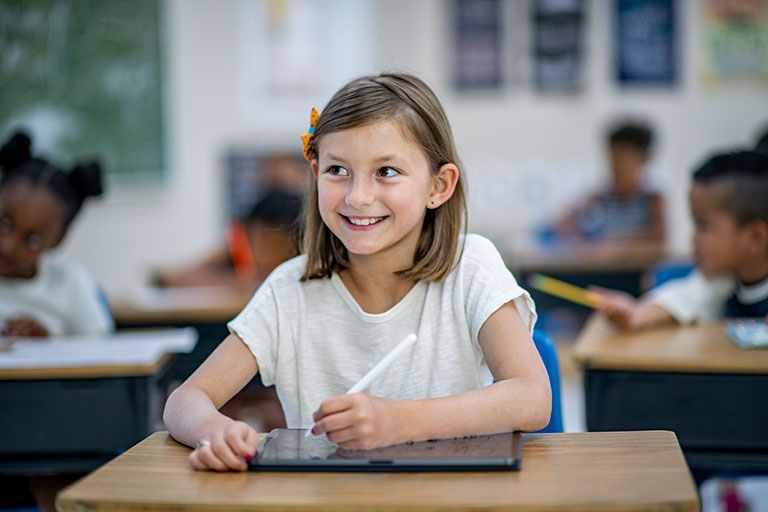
[
  {"xmin": 427, "ymin": 163, "xmax": 459, "ymax": 209},
  {"xmin": 311, "ymin": 159, "xmax": 319, "ymax": 180}
]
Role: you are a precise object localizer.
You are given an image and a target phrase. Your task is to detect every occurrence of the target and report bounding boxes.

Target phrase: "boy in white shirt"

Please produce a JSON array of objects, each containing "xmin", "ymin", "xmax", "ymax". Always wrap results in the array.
[{"xmin": 595, "ymin": 150, "xmax": 768, "ymax": 328}]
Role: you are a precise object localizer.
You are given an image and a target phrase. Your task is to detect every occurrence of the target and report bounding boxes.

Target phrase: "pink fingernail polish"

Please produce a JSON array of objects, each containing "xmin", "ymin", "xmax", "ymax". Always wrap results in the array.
[{"xmin": 244, "ymin": 454, "xmax": 253, "ymax": 462}]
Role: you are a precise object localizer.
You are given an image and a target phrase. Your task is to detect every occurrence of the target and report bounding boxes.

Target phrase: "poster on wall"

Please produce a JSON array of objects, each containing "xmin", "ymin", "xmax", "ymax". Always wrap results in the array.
[
  {"xmin": 453, "ymin": 0, "xmax": 504, "ymax": 90},
  {"xmin": 238, "ymin": 0, "xmax": 374, "ymax": 130},
  {"xmin": 615, "ymin": 0, "xmax": 676, "ymax": 85},
  {"xmin": 532, "ymin": 0, "xmax": 585, "ymax": 92},
  {"xmin": 699, "ymin": 0, "xmax": 768, "ymax": 89}
]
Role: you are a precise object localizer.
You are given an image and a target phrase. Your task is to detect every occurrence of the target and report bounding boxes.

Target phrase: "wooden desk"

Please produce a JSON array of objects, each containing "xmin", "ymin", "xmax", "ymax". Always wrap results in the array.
[
  {"xmin": 574, "ymin": 315, "xmax": 768, "ymax": 481},
  {"xmin": 111, "ymin": 286, "xmax": 257, "ymax": 388},
  {"xmin": 111, "ymin": 285, "xmax": 255, "ymax": 325},
  {"xmin": 0, "ymin": 330, "xmax": 196, "ymax": 475},
  {"xmin": 503, "ymin": 245, "xmax": 672, "ymax": 315},
  {"xmin": 58, "ymin": 430, "xmax": 699, "ymax": 512}
]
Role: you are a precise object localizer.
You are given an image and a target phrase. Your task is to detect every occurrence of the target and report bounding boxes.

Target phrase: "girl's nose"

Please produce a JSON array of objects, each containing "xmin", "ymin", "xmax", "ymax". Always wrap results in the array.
[{"xmin": 346, "ymin": 176, "xmax": 375, "ymax": 209}]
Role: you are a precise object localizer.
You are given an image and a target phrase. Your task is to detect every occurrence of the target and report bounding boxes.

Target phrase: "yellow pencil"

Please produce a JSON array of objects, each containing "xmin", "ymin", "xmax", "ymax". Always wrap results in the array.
[{"xmin": 528, "ymin": 273, "xmax": 604, "ymax": 309}]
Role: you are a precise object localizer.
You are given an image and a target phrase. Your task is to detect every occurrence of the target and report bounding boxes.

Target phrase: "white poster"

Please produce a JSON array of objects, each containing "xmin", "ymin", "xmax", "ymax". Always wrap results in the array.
[{"xmin": 238, "ymin": 0, "xmax": 375, "ymax": 129}]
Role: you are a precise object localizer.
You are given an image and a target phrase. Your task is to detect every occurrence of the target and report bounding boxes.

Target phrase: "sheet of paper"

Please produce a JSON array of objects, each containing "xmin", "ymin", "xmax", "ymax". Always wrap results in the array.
[{"xmin": 0, "ymin": 328, "xmax": 197, "ymax": 369}]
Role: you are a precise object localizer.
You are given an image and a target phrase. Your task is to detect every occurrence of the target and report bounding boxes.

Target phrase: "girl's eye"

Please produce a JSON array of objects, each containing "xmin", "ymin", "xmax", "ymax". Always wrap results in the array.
[
  {"xmin": 0, "ymin": 216, "xmax": 11, "ymax": 234},
  {"xmin": 327, "ymin": 165, "xmax": 349, "ymax": 176},
  {"xmin": 378, "ymin": 167, "xmax": 399, "ymax": 177},
  {"xmin": 26, "ymin": 233, "xmax": 42, "ymax": 251}
]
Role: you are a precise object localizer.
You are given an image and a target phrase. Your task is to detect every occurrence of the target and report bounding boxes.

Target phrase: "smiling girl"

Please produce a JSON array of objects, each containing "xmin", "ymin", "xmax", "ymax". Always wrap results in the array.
[{"xmin": 164, "ymin": 72, "xmax": 550, "ymax": 471}]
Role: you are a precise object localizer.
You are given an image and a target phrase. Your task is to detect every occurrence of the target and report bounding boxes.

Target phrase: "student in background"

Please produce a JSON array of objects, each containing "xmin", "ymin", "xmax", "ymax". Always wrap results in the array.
[
  {"xmin": 0, "ymin": 131, "xmax": 112, "ymax": 337},
  {"xmin": 155, "ymin": 188, "xmax": 303, "ymax": 288},
  {"xmin": 594, "ymin": 150, "xmax": 768, "ymax": 328},
  {"xmin": 555, "ymin": 121, "xmax": 665, "ymax": 246},
  {"xmin": 164, "ymin": 72, "xmax": 550, "ymax": 471}
]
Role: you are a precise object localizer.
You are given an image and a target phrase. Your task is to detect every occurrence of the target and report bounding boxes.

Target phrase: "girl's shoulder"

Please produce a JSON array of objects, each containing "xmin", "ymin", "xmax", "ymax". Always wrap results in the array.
[
  {"xmin": 458, "ymin": 233, "xmax": 504, "ymax": 265},
  {"xmin": 264, "ymin": 254, "xmax": 307, "ymax": 284},
  {"xmin": 447, "ymin": 233, "xmax": 509, "ymax": 283}
]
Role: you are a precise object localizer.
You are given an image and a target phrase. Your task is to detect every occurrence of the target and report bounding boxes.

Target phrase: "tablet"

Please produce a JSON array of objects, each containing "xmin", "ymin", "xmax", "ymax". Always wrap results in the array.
[
  {"xmin": 249, "ymin": 428, "xmax": 522, "ymax": 472},
  {"xmin": 725, "ymin": 319, "xmax": 768, "ymax": 349}
]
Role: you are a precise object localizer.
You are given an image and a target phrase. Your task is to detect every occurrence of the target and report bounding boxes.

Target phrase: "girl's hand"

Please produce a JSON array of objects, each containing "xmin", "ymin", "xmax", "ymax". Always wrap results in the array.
[
  {"xmin": 312, "ymin": 393, "xmax": 404, "ymax": 451},
  {"xmin": 188, "ymin": 420, "xmax": 260, "ymax": 471},
  {"xmin": 589, "ymin": 287, "xmax": 639, "ymax": 329},
  {"xmin": 2, "ymin": 317, "xmax": 49, "ymax": 337}
]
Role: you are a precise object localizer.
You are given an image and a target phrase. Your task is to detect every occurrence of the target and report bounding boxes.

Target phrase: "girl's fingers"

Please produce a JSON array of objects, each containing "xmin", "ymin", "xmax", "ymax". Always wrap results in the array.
[
  {"xmin": 315, "ymin": 407, "xmax": 357, "ymax": 436},
  {"xmin": 325, "ymin": 425, "xmax": 358, "ymax": 445},
  {"xmin": 244, "ymin": 429, "xmax": 261, "ymax": 458},
  {"xmin": 313, "ymin": 395, "xmax": 354, "ymax": 422},
  {"xmin": 226, "ymin": 426, "xmax": 257, "ymax": 460},
  {"xmin": 189, "ymin": 423, "xmax": 260, "ymax": 471},
  {"xmin": 211, "ymin": 439, "xmax": 248, "ymax": 470},
  {"xmin": 191, "ymin": 445, "xmax": 229, "ymax": 471},
  {"xmin": 188, "ymin": 450, "xmax": 214, "ymax": 471}
]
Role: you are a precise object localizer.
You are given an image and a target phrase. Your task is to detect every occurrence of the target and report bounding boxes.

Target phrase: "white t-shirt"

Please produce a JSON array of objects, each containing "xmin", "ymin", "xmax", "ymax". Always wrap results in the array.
[
  {"xmin": 647, "ymin": 270, "xmax": 734, "ymax": 325},
  {"xmin": 228, "ymin": 233, "xmax": 536, "ymax": 428},
  {"xmin": 0, "ymin": 256, "xmax": 114, "ymax": 336}
]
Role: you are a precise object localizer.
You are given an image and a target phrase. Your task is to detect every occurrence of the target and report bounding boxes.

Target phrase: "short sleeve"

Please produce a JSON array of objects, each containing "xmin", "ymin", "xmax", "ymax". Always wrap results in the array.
[
  {"xmin": 461, "ymin": 235, "xmax": 537, "ymax": 343},
  {"xmin": 227, "ymin": 277, "xmax": 281, "ymax": 386},
  {"xmin": 646, "ymin": 271, "xmax": 733, "ymax": 325}
]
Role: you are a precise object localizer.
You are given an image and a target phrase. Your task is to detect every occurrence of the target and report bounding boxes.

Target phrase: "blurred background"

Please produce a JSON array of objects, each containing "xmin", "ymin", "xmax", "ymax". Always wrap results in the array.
[
  {"xmin": 2, "ymin": 0, "xmax": 767, "ymax": 297},
  {"xmin": 3, "ymin": 1, "xmax": 768, "ymax": 510}
]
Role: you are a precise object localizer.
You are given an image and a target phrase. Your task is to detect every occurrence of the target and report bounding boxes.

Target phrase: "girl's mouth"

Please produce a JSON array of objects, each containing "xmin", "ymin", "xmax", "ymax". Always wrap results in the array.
[{"xmin": 341, "ymin": 215, "xmax": 387, "ymax": 229}]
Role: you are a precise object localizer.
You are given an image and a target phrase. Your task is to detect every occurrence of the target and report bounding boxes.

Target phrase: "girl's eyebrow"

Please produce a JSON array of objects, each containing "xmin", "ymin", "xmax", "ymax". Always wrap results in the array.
[
  {"xmin": 325, "ymin": 153, "xmax": 348, "ymax": 163},
  {"xmin": 326, "ymin": 153, "xmax": 400, "ymax": 164},
  {"xmin": 371, "ymin": 154, "xmax": 399, "ymax": 164}
]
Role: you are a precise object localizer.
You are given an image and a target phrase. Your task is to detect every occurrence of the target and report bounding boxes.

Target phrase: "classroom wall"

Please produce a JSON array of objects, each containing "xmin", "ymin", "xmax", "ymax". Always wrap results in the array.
[{"xmin": 56, "ymin": 0, "xmax": 768, "ymax": 297}]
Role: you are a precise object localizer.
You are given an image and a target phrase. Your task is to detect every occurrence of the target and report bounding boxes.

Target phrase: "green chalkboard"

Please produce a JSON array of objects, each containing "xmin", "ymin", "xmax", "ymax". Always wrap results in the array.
[{"xmin": 0, "ymin": 0, "xmax": 165, "ymax": 179}]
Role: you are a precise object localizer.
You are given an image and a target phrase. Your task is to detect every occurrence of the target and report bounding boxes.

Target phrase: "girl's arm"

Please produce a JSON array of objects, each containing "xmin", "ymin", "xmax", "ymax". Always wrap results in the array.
[
  {"xmin": 311, "ymin": 301, "xmax": 551, "ymax": 450},
  {"xmin": 163, "ymin": 333, "xmax": 261, "ymax": 471}
]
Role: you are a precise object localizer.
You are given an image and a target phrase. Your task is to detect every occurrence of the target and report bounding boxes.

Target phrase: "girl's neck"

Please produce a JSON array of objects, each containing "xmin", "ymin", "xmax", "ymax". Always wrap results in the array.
[{"xmin": 339, "ymin": 256, "xmax": 418, "ymax": 314}]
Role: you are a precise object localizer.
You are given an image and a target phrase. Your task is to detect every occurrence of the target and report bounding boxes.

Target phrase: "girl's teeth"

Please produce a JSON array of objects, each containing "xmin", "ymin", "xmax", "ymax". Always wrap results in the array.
[{"xmin": 349, "ymin": 217, "xmax": 382, "ymax": 226}]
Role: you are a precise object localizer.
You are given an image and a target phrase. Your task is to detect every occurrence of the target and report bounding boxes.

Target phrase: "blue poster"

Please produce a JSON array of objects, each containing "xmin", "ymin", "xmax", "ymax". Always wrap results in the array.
[{"xmin": 615, "ymin": 0, "xmax": 677, "ymax": 85}]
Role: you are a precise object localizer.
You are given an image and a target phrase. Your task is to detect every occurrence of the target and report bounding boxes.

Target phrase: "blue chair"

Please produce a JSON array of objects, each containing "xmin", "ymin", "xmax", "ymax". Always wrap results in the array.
[
  {"xmin": 532, "ymin": 330, "xmax": 563, "ymax": 433},
  {"xmin": 649, "ymin": 260, "xmax": 695, "ymax": 288}
]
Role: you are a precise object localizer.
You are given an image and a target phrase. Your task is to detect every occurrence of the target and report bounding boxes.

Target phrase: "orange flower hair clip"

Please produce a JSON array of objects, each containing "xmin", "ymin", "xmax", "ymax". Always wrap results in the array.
[{"xmin": 301, "ymin": 108, "xmax": 319, "ymax": 161}]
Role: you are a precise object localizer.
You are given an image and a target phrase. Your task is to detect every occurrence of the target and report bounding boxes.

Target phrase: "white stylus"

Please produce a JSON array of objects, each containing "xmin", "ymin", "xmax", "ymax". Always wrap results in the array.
[{"xmin": 305, "ymin": 333, "xmax": 417, "ymax": 437}]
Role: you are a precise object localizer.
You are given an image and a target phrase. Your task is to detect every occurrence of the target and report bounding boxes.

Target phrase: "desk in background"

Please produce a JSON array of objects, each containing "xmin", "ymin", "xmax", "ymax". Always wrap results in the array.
[
  {"xmin": 111, "ymin": 286, "xmax": 255, "ymax": 384},
  {"xmin": 503, "ymin": 244, "xmax": 672, "ymax": 335},
  {"xmin": 574, "ymin": 315, "xmax": 768, "ymax": 482},
  {"xmin": 58, "ymin": 430, "xmax": 698, "ymax": 512},
  {"xmin": 0, "ymin": 329, "xmax": 196, "ymax": 475}
]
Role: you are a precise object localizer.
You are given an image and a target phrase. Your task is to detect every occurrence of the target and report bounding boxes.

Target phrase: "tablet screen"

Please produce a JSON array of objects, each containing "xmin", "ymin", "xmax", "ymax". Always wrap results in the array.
[{"xmin": 250, "ymin": 428, "xmax": 521, "ymax": 471}]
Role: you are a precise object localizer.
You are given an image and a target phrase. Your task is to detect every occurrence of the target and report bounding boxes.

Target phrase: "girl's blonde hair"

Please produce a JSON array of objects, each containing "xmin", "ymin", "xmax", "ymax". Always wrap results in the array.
[{"xmin": 300, "ymin": 72, "xmax": 467, "ymax": 282}]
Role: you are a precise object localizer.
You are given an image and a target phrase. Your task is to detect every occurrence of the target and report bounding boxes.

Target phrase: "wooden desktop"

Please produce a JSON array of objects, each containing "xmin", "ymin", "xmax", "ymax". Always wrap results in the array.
[
  {"xmin": 57, "ymin": 430, "xmax": 699, "ymax": 512},
  {"xmin": 574, "ymin": 314, "xmax": 768, "ymax": 482},
  {"xmin": 111, "ymin": 285, "xmax": 255, "ymax": 326}
]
